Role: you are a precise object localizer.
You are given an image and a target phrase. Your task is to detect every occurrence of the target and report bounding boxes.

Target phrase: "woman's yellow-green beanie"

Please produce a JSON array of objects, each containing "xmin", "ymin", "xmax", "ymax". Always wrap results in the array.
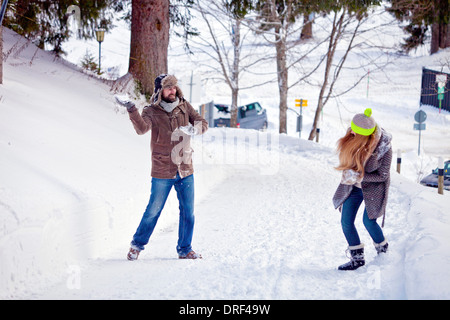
[{"xmin": 351, "ymin": 108, "xmax": 377, "ymax": 136}]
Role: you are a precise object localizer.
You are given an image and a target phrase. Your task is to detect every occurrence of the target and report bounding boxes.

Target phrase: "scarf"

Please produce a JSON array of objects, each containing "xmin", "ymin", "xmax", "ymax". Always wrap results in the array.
[{"xmin": 160, "ymin": 98, "xmax": 179, "ymax": 113}]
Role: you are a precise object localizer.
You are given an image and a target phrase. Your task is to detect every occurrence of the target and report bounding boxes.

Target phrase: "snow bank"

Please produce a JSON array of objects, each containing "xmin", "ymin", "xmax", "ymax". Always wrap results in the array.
[{"xmin": 0, "ymin": 29, "xmax": 225, "ymax": 298}]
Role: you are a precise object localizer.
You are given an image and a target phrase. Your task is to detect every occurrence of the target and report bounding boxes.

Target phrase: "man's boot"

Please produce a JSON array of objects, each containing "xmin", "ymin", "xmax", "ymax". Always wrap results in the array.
[{"xmin": 127, "ymin": 247, "xmax": 140, "ymax": 261}]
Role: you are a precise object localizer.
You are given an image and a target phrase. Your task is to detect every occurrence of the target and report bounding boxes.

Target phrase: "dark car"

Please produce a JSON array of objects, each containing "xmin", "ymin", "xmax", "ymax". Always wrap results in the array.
[
  {"xmin": 420, "ymin": 160, "xmax": 450, "ymax": 191},
  {"xmin": 213, "ymin": 102, "xmax": 268, "ymax": 130}
]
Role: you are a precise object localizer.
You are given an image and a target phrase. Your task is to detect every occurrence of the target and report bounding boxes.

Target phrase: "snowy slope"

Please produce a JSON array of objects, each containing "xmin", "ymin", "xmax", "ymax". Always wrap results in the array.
[
  {"xmin": 1, "ymin": 22, "xmax": 450, "ymax": 300},
  {"xmin": 0, "ymin": 29, "xmax": 223, "ymax": 298}
]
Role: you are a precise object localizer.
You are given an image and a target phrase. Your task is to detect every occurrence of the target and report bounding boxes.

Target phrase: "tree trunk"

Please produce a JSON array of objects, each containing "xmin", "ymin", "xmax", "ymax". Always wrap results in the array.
[
  {"xmin": 301, "ymin": 14, "xmax": 313, "ymax": 40},
  {"xmin": 309, "ymin": 87, "xmax": 326, "ymax": 141},
  {"xmin": 129, "ymin": 0, "xmax": 169, "ymax": 98},
  {"xmin": 231, "ymin": 87, "xmax": 239, "ymax": 127},
  {"xmin": 308, "ymin": 11, "xmax": 342, "ymax": 140},
  {"xmin": 1, "ymin": 0, "xmax": 3, "ymax": 84},
  {"xmin": 275, "ymin": 26, "xmax": 288, "ymax": 134},
  {"xmin": 431, "ymin": 0, "xmax": 450, "ymax": 54},
  {"xmin": 430, "ymin": 22, "xmax": 450, "ymax": 54},
  {"xmin": 230, "ymin": 19, "xmax": 240, "ymax": 128},
  {"xmin": 1, "ymin": 26, "xmax": 3, "ymax": 85},
  {"xmin": 446, "ymin": 24, "xmax": 450, "ymax": 48}
]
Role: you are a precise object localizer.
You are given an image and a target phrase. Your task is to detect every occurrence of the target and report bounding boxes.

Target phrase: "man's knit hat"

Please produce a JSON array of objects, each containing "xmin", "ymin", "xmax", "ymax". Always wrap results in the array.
[
  {"xmin": 351, "ymin": 108, "xmax": 377, "ymax": 136},
  {"xmin": 151, "ymin": 74, "xmax": 184, "ymax": 105}
]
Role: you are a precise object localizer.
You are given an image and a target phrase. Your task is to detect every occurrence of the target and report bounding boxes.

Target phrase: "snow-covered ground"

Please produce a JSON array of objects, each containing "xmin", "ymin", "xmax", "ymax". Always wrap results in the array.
[{"xmin": 1, "ymin": 7, "xmax": 450, "ymax": 300}]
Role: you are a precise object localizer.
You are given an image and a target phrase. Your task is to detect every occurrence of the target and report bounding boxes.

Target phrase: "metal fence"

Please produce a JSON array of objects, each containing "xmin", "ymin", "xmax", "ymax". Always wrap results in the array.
[{"xmin": 420, "ymin": 67, "xmax": 450, "ymax": 112}]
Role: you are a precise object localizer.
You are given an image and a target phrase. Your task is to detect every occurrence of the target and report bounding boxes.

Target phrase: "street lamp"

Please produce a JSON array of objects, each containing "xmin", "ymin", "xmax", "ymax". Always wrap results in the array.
[{"xmin": 95, "ymin": 28, "xmax": 105, "ymax": 74}]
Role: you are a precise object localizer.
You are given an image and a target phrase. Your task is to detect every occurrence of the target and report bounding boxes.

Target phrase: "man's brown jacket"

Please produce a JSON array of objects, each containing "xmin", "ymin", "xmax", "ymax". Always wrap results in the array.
[{"xmin": 128, "ymin": 99, "xmax": 208, "ymax": 179}]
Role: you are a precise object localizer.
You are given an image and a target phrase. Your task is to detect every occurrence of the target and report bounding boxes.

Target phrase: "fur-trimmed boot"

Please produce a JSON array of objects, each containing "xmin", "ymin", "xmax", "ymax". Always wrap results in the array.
[
  {"xmin": 338, "ymin": 243, "xmax": 365, "ymax": 271},
  {"xmin": 374, "ymin": 239, "xmax": 388, "ymax": 254}
]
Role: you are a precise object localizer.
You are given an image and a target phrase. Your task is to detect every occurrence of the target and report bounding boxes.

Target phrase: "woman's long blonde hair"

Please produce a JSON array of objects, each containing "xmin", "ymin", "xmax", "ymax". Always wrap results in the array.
[{"xmin": 335, "ymin": 127, "xmax": 379, "ymax": 177}]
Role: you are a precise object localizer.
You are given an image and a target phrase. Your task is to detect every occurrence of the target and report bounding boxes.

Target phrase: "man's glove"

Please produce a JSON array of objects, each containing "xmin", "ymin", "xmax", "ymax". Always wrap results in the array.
[
  {"xmin": 115, "ymin": 95, "xmax": 135, "ymax": 110},
  {"xmin": 179, "ymin": 123, "xmax": 199, "ymax": 136}
]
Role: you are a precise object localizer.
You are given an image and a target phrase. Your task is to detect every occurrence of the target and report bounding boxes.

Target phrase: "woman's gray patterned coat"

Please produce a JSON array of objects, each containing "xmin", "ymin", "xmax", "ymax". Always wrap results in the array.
[{"xmin": 333, "ymin": 129, "xmax": 393, "ymax": 223}]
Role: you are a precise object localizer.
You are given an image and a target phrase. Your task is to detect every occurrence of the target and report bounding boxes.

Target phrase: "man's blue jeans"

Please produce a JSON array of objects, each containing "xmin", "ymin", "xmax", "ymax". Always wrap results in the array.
[
  {"xmin": 131, "ymin": 173, "xmax": 195, "ymax": 256},
  {"xmin": 341, "ymin": 186, "xmax": 385, "ymax": 247}
]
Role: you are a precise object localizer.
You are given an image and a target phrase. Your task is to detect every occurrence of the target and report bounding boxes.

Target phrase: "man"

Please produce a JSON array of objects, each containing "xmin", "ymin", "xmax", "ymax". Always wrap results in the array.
[{"xmin": 116, "ymin": 74, "xmax": 208, "ymax": 260}]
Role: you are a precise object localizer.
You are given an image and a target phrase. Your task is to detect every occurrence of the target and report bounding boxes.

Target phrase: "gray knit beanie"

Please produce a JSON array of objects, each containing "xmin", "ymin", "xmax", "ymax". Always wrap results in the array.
[{"xmin": 351, "ymin": 108, "xmax": 377, "ymax": 136}]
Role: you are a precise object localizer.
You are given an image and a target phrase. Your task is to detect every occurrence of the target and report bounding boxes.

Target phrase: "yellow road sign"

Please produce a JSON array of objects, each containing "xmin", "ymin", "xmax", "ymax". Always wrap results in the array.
[{"xmin": 295, "ymin": 99, "xmax": 307, "ymax": 107}]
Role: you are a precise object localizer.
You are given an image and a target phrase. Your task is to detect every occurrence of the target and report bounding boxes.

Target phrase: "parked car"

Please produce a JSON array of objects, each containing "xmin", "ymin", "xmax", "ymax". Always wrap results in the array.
[
  {"xmin": 420, "ymin": 160, "xmax": 450, "ymax": 191},
  {"xmin": 213, "ymin": 102, "xmax": 268, "ymax": 130}
]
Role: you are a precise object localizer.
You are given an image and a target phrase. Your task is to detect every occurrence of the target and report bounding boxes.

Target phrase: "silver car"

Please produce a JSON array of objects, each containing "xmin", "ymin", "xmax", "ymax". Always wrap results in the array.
[
  {"xmin": 213, "ymin": 102, "xmax": 268, "ymax": 130},
  {"xmin": 420, "ymin": 160, "xmax": 450, "ymax": 190}
]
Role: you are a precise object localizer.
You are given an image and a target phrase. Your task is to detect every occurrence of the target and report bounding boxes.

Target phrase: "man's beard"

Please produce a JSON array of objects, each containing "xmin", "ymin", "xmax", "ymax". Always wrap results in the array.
[{"xmin": 162, "ymin": 93, "xmax": 177, "ymax": 103}]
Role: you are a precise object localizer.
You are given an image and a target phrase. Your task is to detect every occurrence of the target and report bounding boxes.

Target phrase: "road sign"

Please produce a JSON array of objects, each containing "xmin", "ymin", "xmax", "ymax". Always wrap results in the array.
[
  {"xmin": 294, "ymin": 99, "xmax": 307, "ymax": 138},
  {"xmin": 414, "ymin": 109, "xmax": 427, "ymax": 156},
  {"xmin": 296, "ymin": 115, "xmax": 303, "ymax": 132},
  {"xmin": 413, "ymin": 123, "xmax": 426, "ymax": 130},
  {"xmin": 436, "ymin": 74, "xmax": 447, "ymax": 85},
  {"xmin": 414, "ymin": 110, "xmax": 427, "ymax": 123},
  {"xmin": 295, "ymin": 99, "xmax": 307, "ymax": 107},
  {"xmin": 438, "ymin": 86, "xmax": 445, "ymax": 101}
]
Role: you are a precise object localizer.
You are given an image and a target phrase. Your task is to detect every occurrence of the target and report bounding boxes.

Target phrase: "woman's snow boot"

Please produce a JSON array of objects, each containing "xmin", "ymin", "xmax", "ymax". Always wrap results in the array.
[
  {"xmin": 374, "ymin": 239, "xmax": 388, "ymax": 254},
  {"xmin": 338, "ymin": 243, "xmax": 365, "ymax": 271}
]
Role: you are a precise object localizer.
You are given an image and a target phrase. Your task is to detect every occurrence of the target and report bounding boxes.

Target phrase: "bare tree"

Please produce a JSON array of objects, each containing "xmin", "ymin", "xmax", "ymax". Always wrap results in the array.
[
  {"xmin": 243, "ymin": 0, "xmax": 328, "ymax": 134},
  {"xmin": 308, "ymin": 6, "xmax": 398, "ymax": 140},
  {"xmin": 308, "ymin": 8, "xmax": 355, "ymax": 140},
  {"xmin": 194, "ymin": 1, "xmax": 241, "ymax": 127},
  {"xmin": 252, "ymin": 0, "xmax": 292, "ymax": 134},
  {"xmin": 244, "ymin": 0, "xmax": 308, "ymax": 134},
  {"xmin": 191, "ymin": 0, "xmax": 272, "ymax": 127}
]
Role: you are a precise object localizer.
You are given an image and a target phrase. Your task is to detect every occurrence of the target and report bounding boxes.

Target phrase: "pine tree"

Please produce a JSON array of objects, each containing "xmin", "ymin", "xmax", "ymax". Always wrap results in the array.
[
  {"xmin": 387, "ymin": 0, "xmax": 450, "ymax": 54},
  {"xmin": 3, "ymin": 0, "xmax": 113, "ymax": 55},
  {"xmin": 80, "ymin": 49, "xmax": 99, "ymax": 73},
  {"xmin": 127, "ymin": 0, "xmax": 197, "ymax": 98},
  {"xmin": 128, "ymin": 0, "xmax": 169, "ymax": 99}
]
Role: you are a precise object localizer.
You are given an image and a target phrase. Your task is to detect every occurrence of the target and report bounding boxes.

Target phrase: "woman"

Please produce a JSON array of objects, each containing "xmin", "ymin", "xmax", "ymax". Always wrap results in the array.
[{"xmin": 333, "ymin": 108, "xmax": 392, "ymax": 271}]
